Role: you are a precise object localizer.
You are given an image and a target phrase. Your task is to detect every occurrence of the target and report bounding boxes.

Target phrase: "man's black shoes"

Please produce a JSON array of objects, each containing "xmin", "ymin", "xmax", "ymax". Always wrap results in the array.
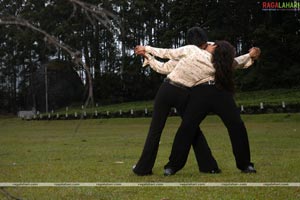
[
  {"xmin": 163, "ymin": 168, "xmax": 176, "ymax": 176},
  {"xmin": 241, "ymin": 165, "xmax": 257, "ymax": 173}
]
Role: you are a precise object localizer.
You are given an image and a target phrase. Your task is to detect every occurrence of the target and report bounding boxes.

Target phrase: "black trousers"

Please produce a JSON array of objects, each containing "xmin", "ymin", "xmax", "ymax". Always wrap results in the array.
[
  {"xmin": 165, "ymin": 84, "xmax": 253, "ymax": 172},
  {"xmin": 133, "ymin": 81, "xmax": 219, "ymax": 175}
]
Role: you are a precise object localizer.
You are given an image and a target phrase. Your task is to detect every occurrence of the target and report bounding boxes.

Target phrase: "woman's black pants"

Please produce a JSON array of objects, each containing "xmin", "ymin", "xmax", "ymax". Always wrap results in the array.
[{"xmin": 165, "ymin": 84, "xmax": 253, "ymax": 172}]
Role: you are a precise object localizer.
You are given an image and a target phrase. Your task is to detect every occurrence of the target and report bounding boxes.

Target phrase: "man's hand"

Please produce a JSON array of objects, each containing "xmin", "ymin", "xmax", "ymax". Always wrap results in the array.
[
  {"xmin": 135, "ymin": 45, "xmax": 146, "ymax": 55},
  {"xmin": 249, "ymin": 47, "xmax": 261, "ymax": 60},
  {"xmin": 135, "ymin": 45, "xmax": 148, "ymax": 59}
]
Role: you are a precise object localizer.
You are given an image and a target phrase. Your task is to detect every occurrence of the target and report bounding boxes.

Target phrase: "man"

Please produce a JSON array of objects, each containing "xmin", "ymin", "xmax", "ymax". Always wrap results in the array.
[{"xmin": 133, "ymin": 27, "xmax": 220, "ymax": 176}]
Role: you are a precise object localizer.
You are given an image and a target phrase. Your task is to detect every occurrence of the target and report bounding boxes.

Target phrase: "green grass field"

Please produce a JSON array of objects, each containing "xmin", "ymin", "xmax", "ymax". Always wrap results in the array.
[{"xmin": 1, "ymin": 114, "xmax": 300, "ymax": 199}]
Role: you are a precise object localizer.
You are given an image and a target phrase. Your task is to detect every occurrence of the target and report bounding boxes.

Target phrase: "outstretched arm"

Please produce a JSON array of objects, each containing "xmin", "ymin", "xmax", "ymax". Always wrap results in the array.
[
  {"xmin": 142, "ymin": 53, "xmax": 177, "ymax": 75},
  {"xmin": 135, "ymin": 46, "xmax": 177, "ymax": 74},
  {"xmin": 135, "ymin": 45, "xmax": 190, "ymax": 60},
  {"xmin": 233, "ymin": 47, "xmax": 261, "ymax": 69}
]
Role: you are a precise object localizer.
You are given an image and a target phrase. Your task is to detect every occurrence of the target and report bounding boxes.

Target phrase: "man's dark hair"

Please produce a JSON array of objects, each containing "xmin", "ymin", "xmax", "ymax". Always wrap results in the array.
[{"xmin": 186, "ymin": 27, "xmax": 208, "ymax": 46}]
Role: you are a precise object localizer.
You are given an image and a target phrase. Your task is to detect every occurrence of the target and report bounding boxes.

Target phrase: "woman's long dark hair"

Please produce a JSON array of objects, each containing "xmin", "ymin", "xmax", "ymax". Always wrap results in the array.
[{"xmin": 212, "ymin": 40, "xmax": 236, "ymax": 93}]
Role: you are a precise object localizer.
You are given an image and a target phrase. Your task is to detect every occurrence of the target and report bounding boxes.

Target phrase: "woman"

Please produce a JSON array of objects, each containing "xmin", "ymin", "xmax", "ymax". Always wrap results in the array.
[{"xmin": 164, "ymin": 41, "xmax": 257, "ymax": 175}]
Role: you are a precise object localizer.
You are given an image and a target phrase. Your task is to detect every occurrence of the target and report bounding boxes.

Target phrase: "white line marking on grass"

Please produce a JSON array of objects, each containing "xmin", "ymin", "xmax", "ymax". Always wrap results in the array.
[
  {"xmin": 0, "ymin": 182, "xmax": 299, "ymax": 187},
  {"xmin": 114, "ymin": 161, "xmax": 124, "ymax": 164}
]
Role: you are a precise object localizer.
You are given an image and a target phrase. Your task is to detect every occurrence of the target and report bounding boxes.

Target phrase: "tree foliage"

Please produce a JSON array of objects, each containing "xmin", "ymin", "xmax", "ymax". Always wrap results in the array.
[{"xmin": 0, "ymin": 0, "xmax": 299, "ymax": 113}]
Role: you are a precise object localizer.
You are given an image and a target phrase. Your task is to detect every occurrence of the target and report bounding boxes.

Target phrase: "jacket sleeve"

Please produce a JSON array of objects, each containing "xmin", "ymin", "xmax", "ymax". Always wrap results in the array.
[
  {"xmin": 233, "ymin": 53, "xmax": 254, "ymax": 69},
  {"xmin": 143, "ymin": 53, "xmax": 177, "ymax": 75},
  {"xmin": 145, "ymin": 45, "xmax": 189, "ymax": 60}
]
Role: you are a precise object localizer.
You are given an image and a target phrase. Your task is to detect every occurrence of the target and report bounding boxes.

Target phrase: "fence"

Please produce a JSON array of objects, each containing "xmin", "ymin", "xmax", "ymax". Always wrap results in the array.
[{"xmin": 19, "ymin": 102, "xmax": 300, "ymax": 120}]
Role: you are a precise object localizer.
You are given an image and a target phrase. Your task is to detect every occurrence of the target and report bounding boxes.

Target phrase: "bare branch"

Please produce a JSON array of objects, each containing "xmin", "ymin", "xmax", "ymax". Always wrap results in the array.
[
  {"xmin": 0, "ymin": 16, "xmax": 94, "ymax": 107},
  {"xmin": 0, "ymin": 16, "xmax": 79, "ymax": 58},
  {"xmin": 68, "ymin": 2, "xmax": 78, "ymax": 20},
  {"xmin": 84, "ymin": 9, "xmax": 96, "ymax": 26},
  {"xmin": 67, "ymin": 0, "xmax": 120, "ymax": 31}
]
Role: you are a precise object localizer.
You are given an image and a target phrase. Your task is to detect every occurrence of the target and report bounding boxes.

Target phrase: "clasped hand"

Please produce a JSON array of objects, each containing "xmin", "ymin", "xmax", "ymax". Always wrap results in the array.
[
  {"xmin": 249, "ymin": 47, "xmax": 261, "ymax": 60},
  {"xmin": 134, "ymin": 45, "xmax": 149, "ymax": 59}
]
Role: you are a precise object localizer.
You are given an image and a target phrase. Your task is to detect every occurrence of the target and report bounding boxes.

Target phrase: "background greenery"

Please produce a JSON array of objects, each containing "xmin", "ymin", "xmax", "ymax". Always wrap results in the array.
[
  {"xmin": 1, "ymin": 114, "xmax": 300, "ymax": 199},
  {"xmin": 0, "ymin": 0, "xmax": 299, "ymax": 113}
]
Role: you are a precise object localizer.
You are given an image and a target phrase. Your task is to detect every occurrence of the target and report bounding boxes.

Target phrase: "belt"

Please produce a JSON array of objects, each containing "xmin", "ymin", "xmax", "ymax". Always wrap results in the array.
[
  {"xmin": 164, "ymin": 78, "xmax": 189, "ymax": 90},
  {"xmin": 201, "ymin": 80, "xmax": 215, "ymax": 85}
]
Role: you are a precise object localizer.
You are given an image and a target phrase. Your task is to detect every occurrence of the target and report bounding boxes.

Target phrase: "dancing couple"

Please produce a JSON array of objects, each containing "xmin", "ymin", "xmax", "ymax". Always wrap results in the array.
[{"xmin": 133, "ymin": 27, "xmax": 260, "ymax": 176}]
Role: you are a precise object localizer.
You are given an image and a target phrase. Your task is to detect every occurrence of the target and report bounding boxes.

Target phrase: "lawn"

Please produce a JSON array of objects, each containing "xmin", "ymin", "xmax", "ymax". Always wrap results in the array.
[{"xmin": 0, "ymin": 114, "xmax": 300, "ymax": 199}]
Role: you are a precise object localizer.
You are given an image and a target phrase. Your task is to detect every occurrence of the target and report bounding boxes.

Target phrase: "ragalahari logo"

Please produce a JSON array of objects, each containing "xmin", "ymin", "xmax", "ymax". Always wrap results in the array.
[{"xmin": 262, "ymin": 1, "xmax": 300, "ymax": 11}]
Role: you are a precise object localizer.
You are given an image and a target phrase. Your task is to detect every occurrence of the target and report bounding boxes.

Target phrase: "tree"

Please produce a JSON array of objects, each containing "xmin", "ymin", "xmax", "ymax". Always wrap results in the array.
[{"xmin": 0, "ymin": 0, "xmax": 300, "ymax": 113}]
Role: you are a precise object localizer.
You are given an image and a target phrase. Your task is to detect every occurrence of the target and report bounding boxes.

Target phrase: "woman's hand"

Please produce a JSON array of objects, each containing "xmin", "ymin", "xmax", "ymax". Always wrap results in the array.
[{"xmin": 249, "ymin": 47, "xmax": 261, "ymax": 60}]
